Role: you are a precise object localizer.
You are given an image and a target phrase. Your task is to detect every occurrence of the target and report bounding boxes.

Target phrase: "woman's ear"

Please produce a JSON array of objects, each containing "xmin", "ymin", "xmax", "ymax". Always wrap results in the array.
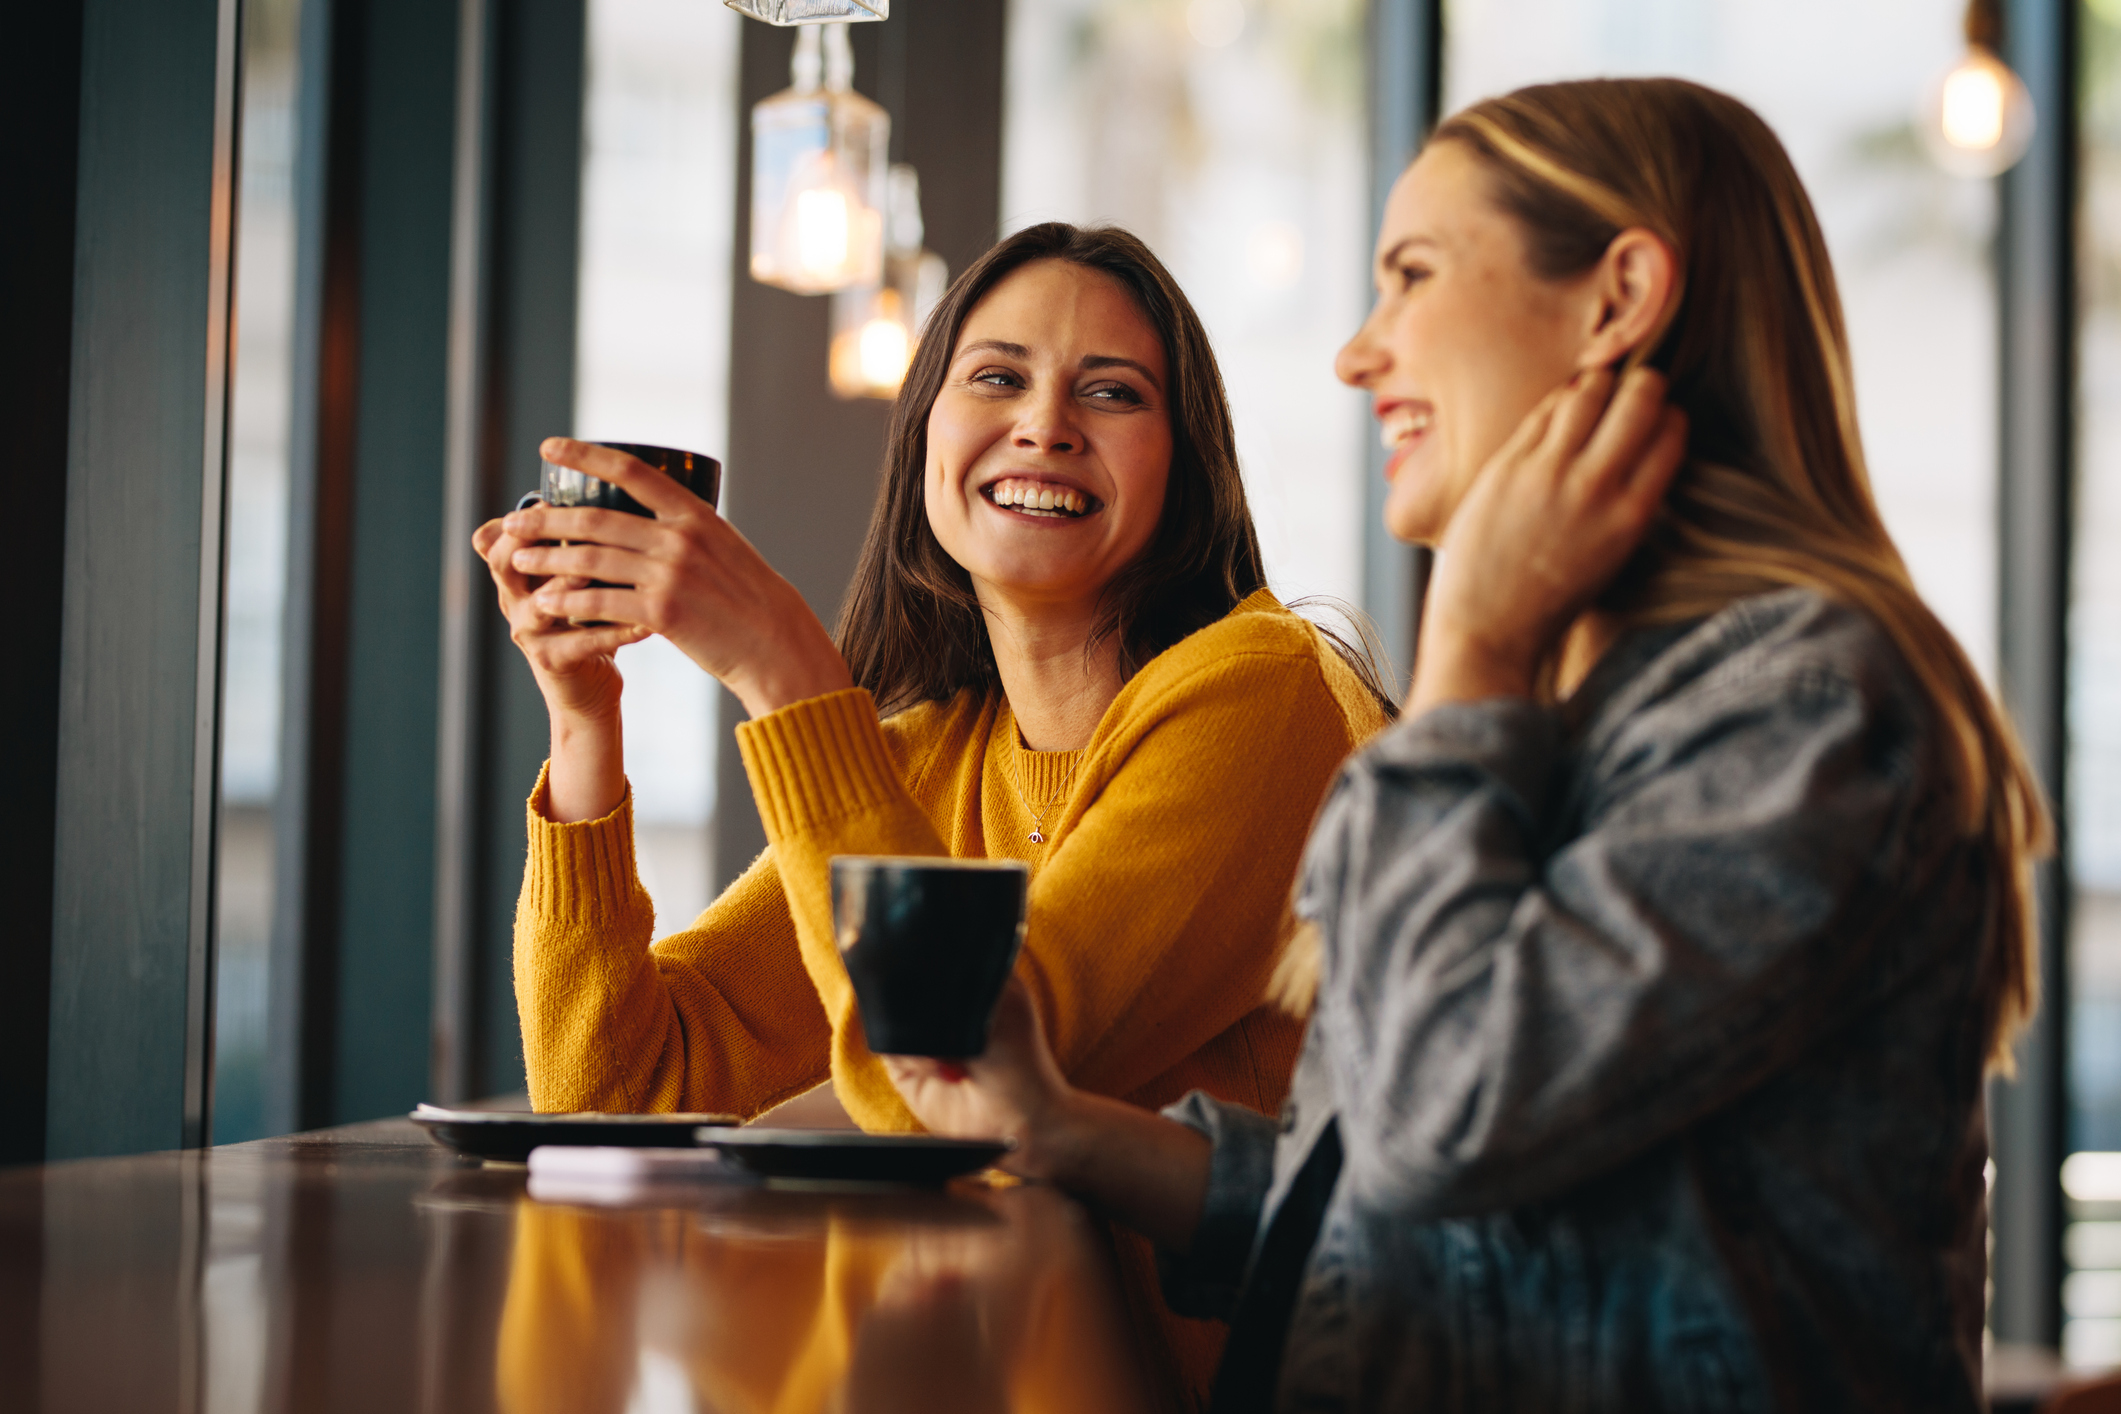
[{"xmin": 1577, "ymin": 228, "xmax": 1677, "ymax": 370}]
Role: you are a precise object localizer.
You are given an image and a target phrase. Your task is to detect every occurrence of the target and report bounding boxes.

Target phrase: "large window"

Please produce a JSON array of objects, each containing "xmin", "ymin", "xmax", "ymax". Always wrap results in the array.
[
  {"xmin": 1443, "ymin": 0, "xmax": 1999, "ymax": 683},
  {"xmin": 212, "ymin": 0, "xmax": 303, "ymax": 1145},
  {"xmin": 574, "ymin": 0, "xmax": 741, "ymax": 938},
  {"xmin": 1001, "ymin": 0, "xmax": 1371, "ymax": 610}
]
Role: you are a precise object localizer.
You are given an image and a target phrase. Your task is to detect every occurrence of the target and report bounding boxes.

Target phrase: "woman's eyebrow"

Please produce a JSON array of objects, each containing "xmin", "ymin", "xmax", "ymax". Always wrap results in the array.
[
  {"xmin": 1082, "ymin": 355, "xmax": 1162, "ymax": 390},
  {"xmin": 1375, "ymin": 235, "xmax": 1438, "ymax": 272},
  {"xmin": 954, "ymin": 338, "xmax": 1030, "ymax": 361}
]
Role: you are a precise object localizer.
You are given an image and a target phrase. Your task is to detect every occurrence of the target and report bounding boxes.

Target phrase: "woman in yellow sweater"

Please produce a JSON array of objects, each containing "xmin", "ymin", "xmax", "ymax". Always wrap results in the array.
[
  {"xmin": 479, "ymin": 221, "xmax": 1386, "ymax": 1136},
  {"xmin": 478, "ymin": 222, "xmax": 1386, "ymax": 1401}
]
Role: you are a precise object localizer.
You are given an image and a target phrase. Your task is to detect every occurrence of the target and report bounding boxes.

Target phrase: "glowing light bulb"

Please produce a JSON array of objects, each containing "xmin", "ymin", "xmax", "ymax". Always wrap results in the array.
[
  {"xmin": 828, "ymin": 165, "xmax": 947, "ymax": 400},
  {"xmin": 1941, "ymin": 60, "xmax": 2006, "ymax": 150},
  {"xmin": 795, "ymin": 187, "xmax": 852, "ymax": 276},
  {"xmin": 1920, "ymin": 46, "xmax": 2034, "ymax": 178},
  {"xmin": 830, "ymin": 287, "xmax": 912, "ymax": 398},
  {"xmin": 857, "ymin": 316, "xmax": 911, "ymax": 387},
  {"xmin": 747, "ymin": 23, "xmax": 888, "ymax": 293}
]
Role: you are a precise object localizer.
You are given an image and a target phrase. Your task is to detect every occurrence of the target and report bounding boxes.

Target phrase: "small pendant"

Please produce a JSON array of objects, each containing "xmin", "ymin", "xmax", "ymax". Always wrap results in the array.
[{"xmin": 1027, "ymin": 828, "xmax": 1046, "ymax": 844}]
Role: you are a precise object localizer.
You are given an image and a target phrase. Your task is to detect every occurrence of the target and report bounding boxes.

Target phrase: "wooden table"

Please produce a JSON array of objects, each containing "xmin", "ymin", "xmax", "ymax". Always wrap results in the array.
[{"xmin": 0, "ymin": 1118, "xmax": 1162, "ymax": 1413}]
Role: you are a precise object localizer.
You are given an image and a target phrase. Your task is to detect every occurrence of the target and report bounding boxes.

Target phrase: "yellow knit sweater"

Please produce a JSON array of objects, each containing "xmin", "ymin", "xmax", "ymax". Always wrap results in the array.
[
  {"xmin": 513, "ymin": 589, "xmax": 1385, "ymax": 1406},
  {"xmin": 514, "ymin": 589, "xmax": 1384, "ymax": 1131}
]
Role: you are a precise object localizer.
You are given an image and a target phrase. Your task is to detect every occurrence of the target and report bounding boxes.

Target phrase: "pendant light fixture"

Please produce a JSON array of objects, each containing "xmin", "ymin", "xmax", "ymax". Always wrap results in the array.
[
  {"xmin": 1922, "ymin": 0, "xmax": 2035, "ymax": 178},
  {"xmin": 725, "ymin": 0, "xmax": 886, "ymax": 24},
  {"xmin": 831, "ymin": 165, "xmax": 950, "ymax": 399},
  {"xmin": 748, "ymin": 24, "xmax": 889, "ymax": 294}
]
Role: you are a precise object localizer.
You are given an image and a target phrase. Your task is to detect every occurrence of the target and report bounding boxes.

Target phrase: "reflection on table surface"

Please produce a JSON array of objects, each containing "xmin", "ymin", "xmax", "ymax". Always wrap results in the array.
[{"xmin": 0, "ymin": 1118, "xmax": 1160, "ymax": 1413}]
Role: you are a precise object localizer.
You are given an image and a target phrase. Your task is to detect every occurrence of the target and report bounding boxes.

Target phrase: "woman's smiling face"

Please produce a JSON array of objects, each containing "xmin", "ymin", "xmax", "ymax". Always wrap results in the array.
[
  {"xmin": 924, "ymin": 258, "xmax": 1173, "ymax": 615},
  {"xmin": 1335, "ymin": 140, "xmax": 1599, "ymax": 546}
]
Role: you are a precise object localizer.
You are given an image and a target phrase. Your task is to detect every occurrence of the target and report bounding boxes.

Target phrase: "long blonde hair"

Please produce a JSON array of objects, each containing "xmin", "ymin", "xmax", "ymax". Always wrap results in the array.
[{"xmin": 1277, "ymin": 79, "xmax": 2047, "ymax": 1069}]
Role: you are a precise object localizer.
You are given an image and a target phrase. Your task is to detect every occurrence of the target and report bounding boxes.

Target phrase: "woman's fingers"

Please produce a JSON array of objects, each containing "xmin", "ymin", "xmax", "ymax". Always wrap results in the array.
[
  {"xmin": 1572, "ymin": 366, "xmax": 1672, "ymax": 492},
  {"xmin": 518, "ymin": 619, "xmax": 649, "ymax": 674},
  {"xmin": 1492, "ymin": 383, "xmax": 1566, "ymax": 476},
  {"xmin": 1621, "ymin": 406, "xmax": 1690, "ymax": 509},
  {"xmin": 883, "ymin": 1056, "xmax": 952, "ymax": 1088},
  {"xmin": 531, "ymin": 584, "xmax": 641, "ymax": 627},
  {"xmin": 511, "ymin": 540, "xmax": 645, "ymax": 585},
  {"xmin": 501, "ymin": 502, "xmax": 666, "ymax": 553},
  {"xmin": 1538, "ymin": 366, "xmax": 1619, "ymax": 467},
  {"xmin": 483, "ymin": 527, "xmax": 546, "ymax": 607},
  {"xmin": 538, "ymin": 436, "xmax": 706, "ymax": 522}
]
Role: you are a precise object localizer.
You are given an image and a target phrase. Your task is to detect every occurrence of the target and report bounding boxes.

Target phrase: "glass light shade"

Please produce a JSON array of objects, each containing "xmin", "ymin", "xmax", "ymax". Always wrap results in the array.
[
  {"xmin": 1920, "ymin": 45, "xmax": 2035, "ymax": 178},
  {"xmin": 725, "ymin": 0, "xmax": 886, "ymax": 24},
  {"xmin": 749, "ymin": 25, "xmax": 889, "ymax": 294},
  {"xmin": 830, "ymin": 164, "xmax": 949, "ymax": 399}
]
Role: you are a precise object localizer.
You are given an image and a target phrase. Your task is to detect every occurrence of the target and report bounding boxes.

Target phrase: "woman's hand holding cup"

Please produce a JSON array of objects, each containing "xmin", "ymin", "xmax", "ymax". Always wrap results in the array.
[
  {"xmin": 473, "ymin": 505, "xmax": 644, "ymax": 722},
  {"xmin": 493, "ymin": 438, "xmax": 854, "ymax": 720},
  {"xmin": 882, "ymin": 976, "xmax": 1079, "ymax": 1182},
  {"xmin": 1411, "ymin": 366, "xmax": 1687, "ymax": 712}
]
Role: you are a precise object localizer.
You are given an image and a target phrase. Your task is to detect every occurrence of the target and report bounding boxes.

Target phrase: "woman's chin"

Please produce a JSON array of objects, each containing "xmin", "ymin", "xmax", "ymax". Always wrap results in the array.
[
  {"xmin": 1382, "ymin": 474, "xmax": 1449, "ymax": 546},
  {"xmin": 965, "ymin": 562, "xmax": 1110, "ymax": 614}
]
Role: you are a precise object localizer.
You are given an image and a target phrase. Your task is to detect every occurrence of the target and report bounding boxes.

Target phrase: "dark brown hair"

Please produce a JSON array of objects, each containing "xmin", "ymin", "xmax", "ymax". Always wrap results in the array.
[
  {"xmin": 835, "ymin": 223, "xmax": 1269, "ymax": 716},
  {"xmin": 1434, "ymin": 79, "xmax": 2047, "ymax": 1067}
]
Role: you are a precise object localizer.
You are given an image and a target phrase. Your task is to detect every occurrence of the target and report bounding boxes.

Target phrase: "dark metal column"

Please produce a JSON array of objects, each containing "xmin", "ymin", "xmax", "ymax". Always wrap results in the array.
[
  {"xmin": 1362, "ymin": 0, "xmax": 1444, "ymax": 690},
  {"xmin": 0, "ymin": 1, "xmax": 87, "ymax": 1165},
  {"xmin": 43, "ymin": 0, "xmax": 242, "ymax": 1161},
  {"xmin": 433, "ymin": 0, "xmax": 586, "ymax": 1105},
  {"xmin": 1990, "ymin": 0, "xmax": 2079, "ymax": 1349},
  {"xmin": 430, "ymin": 0, "xmax": 498, "ymax": 1120},
  {"xmin": 270, "ymin": 0, "xmax": 464, "ymax": 1129},
  {"xmin": 712, "ymin": 6, "xmax": 1009, "ymax": 890},
  {"xmin": 272, "ymin": 0, "xmax": 583, "ymax": 1126}
]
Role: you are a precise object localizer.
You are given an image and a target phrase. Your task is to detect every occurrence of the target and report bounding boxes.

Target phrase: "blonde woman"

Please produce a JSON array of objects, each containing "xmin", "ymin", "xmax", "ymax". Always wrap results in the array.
[{"xmin": 887, "ymin": 80, "xmax": 2045, "ymax": 1413}]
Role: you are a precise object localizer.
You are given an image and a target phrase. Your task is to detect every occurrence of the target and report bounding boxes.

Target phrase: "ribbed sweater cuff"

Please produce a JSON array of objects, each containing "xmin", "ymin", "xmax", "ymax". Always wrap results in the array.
[
  {"xmin": 735, "ymin": 688, "xmax": 901, "ymax": 839},
  {"xmin": 521, "ymin": 760, "xmax": 644, "ymax": 928}
]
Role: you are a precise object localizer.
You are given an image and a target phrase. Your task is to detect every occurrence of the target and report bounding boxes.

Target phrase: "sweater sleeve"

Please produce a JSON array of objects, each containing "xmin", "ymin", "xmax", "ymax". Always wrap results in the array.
[
  {"xmin": 737, "ymin": 648, "xmax": 1365, "ymax": 1132},
  {"xmin": 514, "ymin": 764, "xmax": 832, "ymax": 1117}
]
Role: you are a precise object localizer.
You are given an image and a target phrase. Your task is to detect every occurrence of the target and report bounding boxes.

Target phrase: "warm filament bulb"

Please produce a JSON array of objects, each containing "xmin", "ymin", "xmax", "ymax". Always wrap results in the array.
[
  {"xmin": 1941, "ymin": 60, "xmax": 2006, "ymax": 150},
  {"xmin": 857, "ymin": 316, "xmax": 911, "ymax": 387},
  {"xmin": 796, "ymin": 188, "xmax": 852, "ymax": 277},
  {"xmin": 1920, "ymin": 46, "xmax": 2033, "ymax": 178}
]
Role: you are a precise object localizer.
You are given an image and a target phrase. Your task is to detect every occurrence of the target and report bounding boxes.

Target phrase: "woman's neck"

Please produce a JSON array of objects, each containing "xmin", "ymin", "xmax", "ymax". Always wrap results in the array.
[{"xmin": 981, "ymin": 594, "xmax": 1125, "ymax": 751}]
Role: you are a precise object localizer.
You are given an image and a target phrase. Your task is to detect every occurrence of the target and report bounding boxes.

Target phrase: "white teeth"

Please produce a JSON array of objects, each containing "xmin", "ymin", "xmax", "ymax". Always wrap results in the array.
[
  {"xmin": 985, "ymin": 478, "xmax": 1090, "ymax": 517},
  {"xmin": 1380, "ymin": 408, "xmax": 1434, "ymax": 450}
]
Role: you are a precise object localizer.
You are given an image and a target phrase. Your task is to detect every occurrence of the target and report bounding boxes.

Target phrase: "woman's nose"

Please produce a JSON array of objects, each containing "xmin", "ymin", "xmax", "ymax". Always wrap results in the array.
[
  {"xmin": 1013, "ymin": 387, "xmax": 1081, "ymax": 454},
  {"xmin": 1334, "ymin": 306, "xmax": 1391, "ymax": 388}
]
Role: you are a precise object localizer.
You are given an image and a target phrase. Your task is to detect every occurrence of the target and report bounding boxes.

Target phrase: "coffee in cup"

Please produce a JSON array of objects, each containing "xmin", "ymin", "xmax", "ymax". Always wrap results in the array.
[{"xmin": 830, "ymin": 856, "xmax": 1030, "ymax": 1058}]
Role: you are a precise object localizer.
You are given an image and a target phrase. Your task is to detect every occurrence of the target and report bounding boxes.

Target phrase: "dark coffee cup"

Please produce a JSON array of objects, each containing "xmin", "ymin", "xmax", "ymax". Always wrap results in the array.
[
  {"xmin": 521, "ymin": 441, "xmax": 722, "ymax": 626},
  {"xmin": 830, "ymin": 856, "xmax": 1030, "ymax": 1058},
  {"xmin": 530, "ymin": 440, "xmax": 722, "ymax": 516}
]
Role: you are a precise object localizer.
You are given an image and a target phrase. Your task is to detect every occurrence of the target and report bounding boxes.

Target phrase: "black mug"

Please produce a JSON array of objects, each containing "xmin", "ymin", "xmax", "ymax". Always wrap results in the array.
[
  {"xmin": 520, "ymin": 441, "xmax": 722, "ymax": 626},
  {"xmin": 830, "ymin": 856, "xmax": 1030, "ymax": 1058},
  {"xmin": 523, "ymin": 440, "xmax": 722, "ymax": 516}
]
